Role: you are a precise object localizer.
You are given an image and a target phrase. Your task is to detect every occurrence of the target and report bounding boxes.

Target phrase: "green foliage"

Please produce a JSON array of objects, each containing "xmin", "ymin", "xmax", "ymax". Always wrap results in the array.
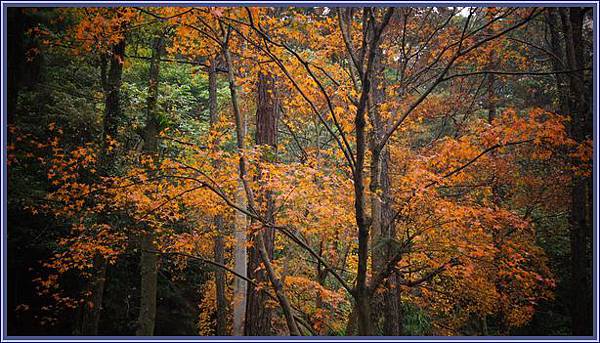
[{"xmin": 401, "ymin": 303, "xmax": 432, "ymax": 336}]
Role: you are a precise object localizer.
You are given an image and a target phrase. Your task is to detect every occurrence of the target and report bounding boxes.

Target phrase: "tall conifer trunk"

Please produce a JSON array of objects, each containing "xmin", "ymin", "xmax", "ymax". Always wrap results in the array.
[{"xmin": 245, "ymin": 72, "xmax": 279, "ymax": 336}]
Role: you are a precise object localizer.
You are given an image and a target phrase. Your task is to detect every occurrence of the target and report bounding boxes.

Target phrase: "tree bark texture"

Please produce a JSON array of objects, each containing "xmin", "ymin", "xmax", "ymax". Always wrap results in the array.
[
  {"xmin": 368, "ymin": 42, "xmax": 399, "ymax": 336},
  {"xmin": 245, "ymin": 71, "xmax": 280, "ymax": 336}
]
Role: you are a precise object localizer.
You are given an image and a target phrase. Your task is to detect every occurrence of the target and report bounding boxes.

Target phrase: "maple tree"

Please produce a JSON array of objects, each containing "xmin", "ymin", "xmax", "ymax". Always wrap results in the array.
[{"xmin": 6, "ymin": 5, "xmax": 593, "ymax": 337}]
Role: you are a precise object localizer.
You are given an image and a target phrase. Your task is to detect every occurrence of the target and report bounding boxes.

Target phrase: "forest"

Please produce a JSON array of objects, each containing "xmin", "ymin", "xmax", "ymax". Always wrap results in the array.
[{"xmin": 6, "ymin": 6, "xmax": 594, "ymax": 337}]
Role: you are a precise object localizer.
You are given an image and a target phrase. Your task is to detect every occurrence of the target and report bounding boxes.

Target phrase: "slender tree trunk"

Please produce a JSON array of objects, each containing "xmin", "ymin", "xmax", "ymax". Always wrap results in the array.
[
  {"xmin": 136, "ymin": 35, "xmax": 164, "ymax": 336},
  {"xmin": 353, "ymin": 10, "xmax": 384, "ymax": 336},
  {"xmin": 545, "ymin": 9, "xmax": 569, "ymax": 115},
  {"xmin": 352, "ymin": 9, "xmax": 395, "ymax": 335},
  {"xmin": 315, "ymin": 241, "xmax": 329, "ymax": 335},
  {"xmin": 232, "ymin": 181, "xmax": 248, "ymax": 336},
  {"xmin": 355, "ymin": 95, "xmax": 372, "ymax": 336},
  {"xmin": 214, "ymin": 220, "xmax": 227, "ymax": 335},
  {"xmin": 395, "ymin": 271, "xmax": 404, "ymax": 336},
  {"xmin": 99, "ymin": 40, "xmax": 126, "ymax": 169},
  {"xmin": 219, "ymin": 49, "xmax": 249, "ymax": 336},
  {"xmin": 558, "ymin": 8, "xmax": 593, "ymax": 336},
  {"xmin": 78, "ymin": 255, "xmax": 107, "ymax": 335},
  {"xmin": 256, "ymin": 232, "xmax": 300, "ymax": 336},
  {"xmin": 137, "ymin": 234, "xmax": 158, "ymax": 336},
  {"xmin": 208, "ymin": 59, "xmax": 229, "ymax": 336},
  {"xmin": 223, "ymin": 46, "xmax": 250, "ymax": 336},
  {"xmin": 78, "ymin": 39, "xmax": 125, "ymax": 336},
  {"xmin": 354, "ymin": 43, "xmax": 372, "ymax": 333}
]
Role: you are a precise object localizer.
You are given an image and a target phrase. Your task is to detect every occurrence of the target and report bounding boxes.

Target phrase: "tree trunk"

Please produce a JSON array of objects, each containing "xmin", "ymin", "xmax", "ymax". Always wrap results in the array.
[
  {"xmin": 558, "ymin": 8, "xmax": 593, "ymax": 336},
  {"xmin": 214, "ymin": 222, "xmax": 227, "ymax": 335},
  {"xmin": 232, "ymin": 182, "xmax": 248, "ymax": 336},
  {"xmin": 77, "ymin": 255, "xmax": 107, "ymax": 335},
  {"xmin": 208, "ymin": 59, "xmax": 229, "ymax": 336},
  {"xmin": 545, "ymin": 9, "xmax": 569, "ymax": 115},
  {"xmin": 136, "ymin": 234, "xmax": 158, "ymax": 336},
  {"xmin": 136, "ymin": 35, "xmax": 164, "ymax": 336},
  {"xmin": 354, "ymin": 49, "xmax": 371, "ymax": 333},
  {"xmin": 223, "ymin": 46, "xmax": 250, "ymax": 336},
  {"xmin": 356, "ymin": 290, "xmax": 373, "ymax": 336},
  {"xmin": 99, "ymin": 40, "xmax": 126, "ymax": 171},
  {"xmin": 315, "ymin": 241, "xmax": 329, "ymax": 335},
  {"xmin": 224, "ymin": 44, "xmax": 298, "ymax": 336},
  {"xmin": 353, "ymin": 10, "xmax": 379, "ymax": 335},
  {"xmin": 78, "ymin": 39, "xmax": 126, "ymax": 336},
  {"xmin": 349, "ymin": 9, "xmax": 396, "ymax": 336},
  {"xmin": 345, "ymin": 306, "xmax": 358, "ymax": 336},
  {"xmin": 355, "ymin": 108, "xmax": 371, "ymax": 337},
  {"xmin": 245, "ymin": 243, "xmax": 272, "ymax": 335},
  {"xmin": 256, "ymin": 231, "xmax": 300, "ymax": 336},
  {"xmin": 245, "ymin": 71, "xmax": 280, "ymax": 336},
  {"xmin": 219, "ymin": 50, "xmax": 249, "ymax": 336},
  {"xmin": 368, "ymin": 40, "xmax": 400, "ymax": 336},
  {"xmin": 7, "ymin": 8, "xmax": 40, "ymax": 117}
]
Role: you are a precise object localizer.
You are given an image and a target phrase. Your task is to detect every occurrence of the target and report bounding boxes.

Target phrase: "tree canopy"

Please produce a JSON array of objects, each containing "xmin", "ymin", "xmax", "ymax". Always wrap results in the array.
[{"xmin": 6, "ymin": 5, "xmax": 593, "ymax": 337}]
